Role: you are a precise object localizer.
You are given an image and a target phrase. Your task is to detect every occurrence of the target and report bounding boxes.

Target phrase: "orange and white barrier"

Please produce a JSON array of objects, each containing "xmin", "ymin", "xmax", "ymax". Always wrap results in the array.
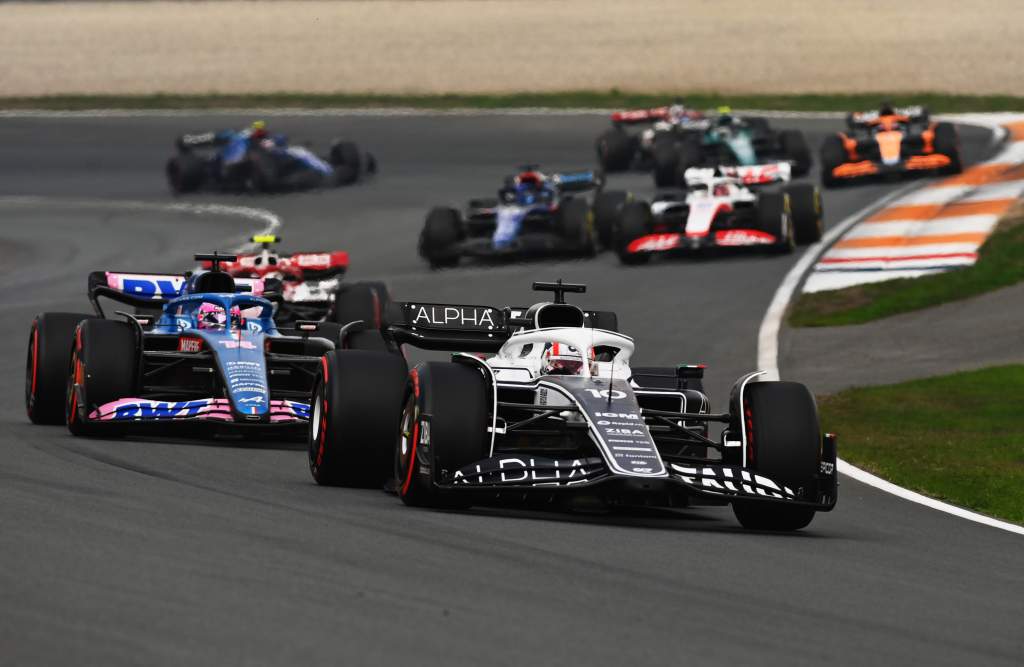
[{"xmin": 803, "ymin": 118, "xmax": 1024, "ymax": 293}]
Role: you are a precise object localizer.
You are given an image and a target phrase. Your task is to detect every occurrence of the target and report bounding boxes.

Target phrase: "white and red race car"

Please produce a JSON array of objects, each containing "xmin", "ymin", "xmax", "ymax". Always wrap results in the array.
[
  {"xmin": 611, "ymin": 163, "xmax": 824, "ymax": 264},
  {"xmin": 201, "ymin": 235, "xmax": 354, "ymax": 323}
]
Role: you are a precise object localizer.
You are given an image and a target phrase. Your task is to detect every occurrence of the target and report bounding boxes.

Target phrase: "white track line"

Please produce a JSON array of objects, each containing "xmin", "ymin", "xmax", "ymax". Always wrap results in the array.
[
  {"xmin": 756, "ymin": 118, "xmax": 1024, "ymax": 536},
  {"xmin": 756, "ymin": 181, "xmax": 919, "ymax": 380},
  {"xmin": 0, "ymin": 195, "xmax": 280, "ymax": 254}
]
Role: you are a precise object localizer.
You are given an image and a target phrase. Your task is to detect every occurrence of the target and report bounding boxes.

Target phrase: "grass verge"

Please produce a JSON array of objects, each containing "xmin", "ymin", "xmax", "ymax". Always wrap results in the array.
[
  {"xmin": 790, "ymin": 209, "xmax": 1024, "ymax": 327},
  {"xmin": 2, "ymin": 91, "xmax": 1024, "ymax": 112},
  {"xmin": 819, "ymin": 365, "xmax": 1024, "ymax": 525}
]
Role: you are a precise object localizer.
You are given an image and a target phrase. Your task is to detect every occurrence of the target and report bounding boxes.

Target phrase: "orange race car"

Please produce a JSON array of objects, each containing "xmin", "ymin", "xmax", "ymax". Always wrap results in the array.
[{"xmin": 819, "ymin": 105, "xmax": 961, "ymax": 187}]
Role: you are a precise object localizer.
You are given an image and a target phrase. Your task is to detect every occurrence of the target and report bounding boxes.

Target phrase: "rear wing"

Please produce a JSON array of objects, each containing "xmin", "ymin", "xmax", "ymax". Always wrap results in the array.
[
  {"xmin": 848, "ymin": 106, "xmax": 928, "ymax": 127},
  {"xmin": 383, "ymin": 301, "xmax": 618, "ymax": 352},
  {"xmin": 685, "ymin": 163, "xmax": 791, "ymax": 187},
  {"xmin": 611, "ymin": 107, "xmax": 670, "ymax": 125},
  {"xmin": 87, "ymin": 271, "xmax": 264, "ymax": 317}
]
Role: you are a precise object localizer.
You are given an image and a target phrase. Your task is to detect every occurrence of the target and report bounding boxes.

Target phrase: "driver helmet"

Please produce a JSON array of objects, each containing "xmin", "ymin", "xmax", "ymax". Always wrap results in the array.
[
  {"xmin": 515, "ymin": 171, "xmax": 544, "ymax": 206},
  {"xmin": 542, "ymin": 342, "xmax": 594, "ymax": 376},
  {"xmin": 879, "ymin": 101, "xmax": 896, "ymax": 117},
  {"xmin": 667, "ymin": 98, "xmax": 687, "ymax": 123},
  {"xmin": 250, "ymin": 120, "xmax": 269, "ymax": 141},
  {"xmin": 197, "ymin": 302, "xmax": 226, "ymax": 329},
  {"xmin": 713, "ymin": 182, "xmax": 730, "ymax": 197},
  {"xmin": 716, "ymin": 105, "xmax": 734, "ymax": 127}
]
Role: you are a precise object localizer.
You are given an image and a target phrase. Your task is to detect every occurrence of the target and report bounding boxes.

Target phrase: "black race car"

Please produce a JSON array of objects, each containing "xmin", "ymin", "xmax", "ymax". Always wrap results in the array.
[
  {"xmin": 166, "ymin": 120, "xmax": 375, "ymax": 194},
  {"xmin": 308, "ymin": 280, "xmax": 838, "ymax": 531}
]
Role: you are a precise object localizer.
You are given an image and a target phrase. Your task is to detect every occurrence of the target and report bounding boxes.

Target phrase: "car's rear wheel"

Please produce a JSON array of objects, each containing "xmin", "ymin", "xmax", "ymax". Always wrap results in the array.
[
  {"xmin": 592, "ymin": 190, "xmax": 630, "ymax": 249},
  {"xmin": 396, "ymin": 362, "xmax": 489, "ymax": 507},
  {"xmin": 786, "ymin": 183, "xmax": 823, "ymax": 244},
  {"xmin": 756, "ymin": 192, "xmax": 794, "ymax": 253},
  {"xmin": 779, "ymin": 129, "xmax": 812, "ymax": 177},
  {"xmin": 556, "ymin": 197, "xmax": 596, "ymax": 255},
  {"xmin": 731, "ymin": 381, "xmax": 821, "ymax": 531},
  {"xmin": 331, "ymin": 282, "xmax": 395, "ymax": 352},
  {"xmin": 613, "ymin": 201, "xmax": 653, "ymax": 265},
  {"xmin": 933, "ymin": 122, "xmax": 962, "ymax": 174},
  {"xmin": 166, "ymin": 153, "xmax": 205, "ymax": 194},
  {"xmin": 26, "ymin": 312, "xmax": 95, "ymax": 425},
  {"xmin": 329, "ymin": 140, "xmax": 362, "ymax": 185},
  {"xmin": 309, "ymin": 350, "xmax": 408, "ymax": 487},
  {"xmin": 420, "ymin": 206, "xmax": 464, "ymax": 268},
  {"xmin": 596, "ymin": 127, "xmax": 635, "ymax": 172},
  {"xmin": 819, "ymin": 135, "xmax": 848, "ymax": 188},
  {"xmin": 66, "ymin": 319, "xmax": 138, "ymax": 437},
  {"xmin": 651, "ymin": 137, "xmax": 679, "ymax": 188},
  {"xmin": 673, "ymin": 139, "xmax": 704, "ymax": 186}
]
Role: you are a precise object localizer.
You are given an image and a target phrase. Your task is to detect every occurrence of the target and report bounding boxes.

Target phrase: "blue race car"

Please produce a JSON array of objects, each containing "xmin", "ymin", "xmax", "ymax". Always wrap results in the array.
[
  {"xmin": 24, "ymin": 252, "xmax": 381, "ymax": 439},
  {"xmin": 166, "ymin": 120, "xmax": 376, "ymax": 194},
  {"xmin": 418, "ymin": 167, "xmax": 630, "ymax": 268}
]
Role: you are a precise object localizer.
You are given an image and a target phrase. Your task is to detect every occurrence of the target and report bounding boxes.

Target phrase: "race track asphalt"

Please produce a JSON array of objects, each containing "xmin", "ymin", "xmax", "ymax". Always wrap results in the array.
[{"xmin": 0, "ymin": 114, "xmax": 1020, "ymax": 666}]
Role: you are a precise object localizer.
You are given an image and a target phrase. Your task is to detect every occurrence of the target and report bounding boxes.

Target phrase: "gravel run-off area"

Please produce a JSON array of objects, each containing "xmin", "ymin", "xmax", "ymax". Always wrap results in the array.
[{"xmin": 2, "ymin": 1, "xmax": 1023, "ymax": 97}]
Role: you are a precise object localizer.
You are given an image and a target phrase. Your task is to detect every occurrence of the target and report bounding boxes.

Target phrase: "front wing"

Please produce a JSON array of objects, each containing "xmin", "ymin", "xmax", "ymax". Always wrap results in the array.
[{"xmin": 624, "ymin": 228, "xmax": 780, "ymax": 256}]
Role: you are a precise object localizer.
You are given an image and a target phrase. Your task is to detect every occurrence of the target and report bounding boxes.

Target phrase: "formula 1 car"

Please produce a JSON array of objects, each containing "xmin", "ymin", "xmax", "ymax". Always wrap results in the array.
[
  {"xmin": 24, "ymin": 252, "xmax": 386, "ymax": 438},
  {"xmin": 308, "ymin": 280, "xmax": 838, "ymax": 531},
  {"xmin": 612, "ymin": 163, "xmax": 823, "ymax": 264},
  {"xmin": 166, "ymin": 120, "xmax": 376, "ymax": 194},
  {"xmin": 598, "ymin": 105, "xmax": 812, "ymax": 187},
  {"xmin": 418, "ymin": 167, "xmax": 630, "ymax": 267},
  {"xmin": 820, "ymin": 105, "xmax": 961, "ymax": 187},
  {"xmin": 595, "ymin": 101, "xmax": 707, "ymax": 175},
  {"xmin": 201, "ymin": 234, "xmax": 376, "ymax": 325}
]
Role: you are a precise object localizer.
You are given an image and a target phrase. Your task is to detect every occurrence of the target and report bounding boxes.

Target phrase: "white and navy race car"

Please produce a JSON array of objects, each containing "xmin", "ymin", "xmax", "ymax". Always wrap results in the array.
[
  {"xmin": 308, "ymin": 280, "xmax": 837, "ymax": 531},
  {"xmin": 613, "ymin": 163, "xmax": 824, "ymax": 264}
]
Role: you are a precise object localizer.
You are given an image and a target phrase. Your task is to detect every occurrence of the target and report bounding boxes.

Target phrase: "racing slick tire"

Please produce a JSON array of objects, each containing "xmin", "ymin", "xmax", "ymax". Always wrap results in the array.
[
  {"xmin": 26, "ymin": 312, "xmax": 96, "ymax": 424},
  {"xmin": 652, "ymin": 137, "xmax": 680, "ymax": 188},
  {"xmin": 779, "ymin": 129, "xmax": 812, "ymax": 177},
  {"xmin": 556, "ymin": 197, "xmax": 596, "ymax": 255},
  {"xmin": 744, "ymin": 116, "xmax": 771, "ymax": 138},
  {"xmin": 420, "ymin": 206, "xmax": 464, "ymax": 269},
  {"xmin": 592, "ymin": 190, "xmax": 630, "ymax": 249},
  {"xmin": 596, "ymin": 127, "xmax": 636, "ymax": 172},
  {"xmin": 786, "ymin": 183, "xmax": 823, "ymax": 245},
  {"xmin": 66, "ymin": 319, "xmax": 138, "ymax": 437},
  {"xmin": 933, "ymin": 122, "xmax": 962, "ymax": 174},
  {"xmin": 329, "ymin": 140, "xmax": 362, "ymax": 185},
  {"xmin": 396, "ymin": 361, "xmax": 489, "ymax": 508},
  {"xmin": 309, "ymin": 350, "xmax": 408, "ymax": 487},
  {"xmin": 332, "ymin": 282, "xmax": 397, "ymax": 352},
  {"xmin": 248, "ymin": 151, "xmax": 282, "ymax": 193},
  {"xmin": 756, "ymin": 192, "xmax": 795, "ymax": 253},
  {"xmin": 613, "ymin": 201, "xmax": 653, "ymax": 265},
  {"xmin": 672, "ymin": 139, "xmax": 704, "ymax": 187},
  {"xmin": 819, "ymin": 135, "xmax": 848, "ymax": 188},
  {"xmin": 731, "ymin": 381, "xmax": 820, "ymax": 531},
  {"xmin": 166, "ymin": 153, "xmax": 205, "ymax": 194}
]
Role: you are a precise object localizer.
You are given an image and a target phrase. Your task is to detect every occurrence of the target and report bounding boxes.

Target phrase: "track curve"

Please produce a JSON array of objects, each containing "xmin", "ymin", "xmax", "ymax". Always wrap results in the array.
[{"xmin": 0, "ymin": 114, "xmax": 1020, "ymax": 665}]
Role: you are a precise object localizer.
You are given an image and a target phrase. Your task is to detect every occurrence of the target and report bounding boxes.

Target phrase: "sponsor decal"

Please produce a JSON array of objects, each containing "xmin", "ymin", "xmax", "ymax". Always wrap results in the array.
[
  {"xmin": 176, "ymin": 318, "xmax": 192, "ymax": 330},
  {"xmin": 107, "ymin": 273, "xmax": 186, "ymax": 300},
  {"xmin": 820, "ymin": 461, "xmax": 835, "ymax": 475},
  {"xmin": 670, "ymin": 463, "xmax": 796, "ymax": 499},
  {"xmin": 627, "ymin": 233, "xmax": 682, "ymax": 254},
  {"xmin": 178, "ymin": 336, "xmax": 202, "ymax": 353},
  {"xmin": 113, "ymin": 400, "xmax": 208, "ymax": 420},
  {"xmin": 218, "ymin": 339, "xmax": 257, "ymax": 350},
  {"xmin": 223, "ymin": 360, "xmax": 268, "ymax": 401},
  {"xmin": 714, "ymin": 229, "xmax": 776, "ymax": 246},
  {"xmin": 451, "ymin": 456, "xmax": 602, "ymax": 486},
  {"xmin": 408, "ymin": 304, "xmax": 498, "ymax": 330}
]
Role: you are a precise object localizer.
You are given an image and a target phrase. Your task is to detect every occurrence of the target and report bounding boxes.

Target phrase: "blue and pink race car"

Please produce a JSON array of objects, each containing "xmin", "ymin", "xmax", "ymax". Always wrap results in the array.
[{"xmin": 24, "ymin": 253, "xmax": 353, "ymax": 439}]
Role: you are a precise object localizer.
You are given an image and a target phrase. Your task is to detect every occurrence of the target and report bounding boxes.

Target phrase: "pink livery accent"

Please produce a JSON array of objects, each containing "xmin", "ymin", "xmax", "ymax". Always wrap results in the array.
[{"xmin": 89, "ymin": 398, "xmax": 310, "ymax": 423}]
